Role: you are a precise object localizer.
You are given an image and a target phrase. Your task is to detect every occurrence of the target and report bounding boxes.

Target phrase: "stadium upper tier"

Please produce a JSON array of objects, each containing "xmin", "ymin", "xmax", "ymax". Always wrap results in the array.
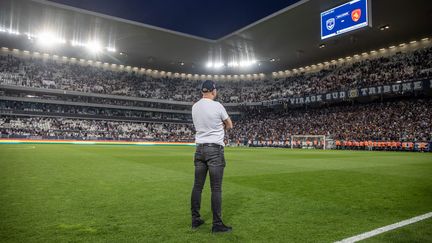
[{"xmin": 0, "ymin": 46, "xmax": 431, "ymax": 103}]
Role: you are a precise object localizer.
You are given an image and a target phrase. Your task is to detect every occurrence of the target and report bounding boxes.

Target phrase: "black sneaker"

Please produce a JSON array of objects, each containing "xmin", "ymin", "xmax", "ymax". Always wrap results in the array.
[
  {"xmin": 192, "ymin": 219, "xmax": 205, "ymax": 229},
  {"xmin": 212, "ymin": 223, "xmax": 232, "ymax": 233}
]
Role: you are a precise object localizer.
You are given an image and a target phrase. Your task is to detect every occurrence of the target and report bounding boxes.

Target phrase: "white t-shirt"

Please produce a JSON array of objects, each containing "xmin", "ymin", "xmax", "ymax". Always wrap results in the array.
[{"xmin": 192, "ymin": 98, "xmax": 229, "ymax": 146}]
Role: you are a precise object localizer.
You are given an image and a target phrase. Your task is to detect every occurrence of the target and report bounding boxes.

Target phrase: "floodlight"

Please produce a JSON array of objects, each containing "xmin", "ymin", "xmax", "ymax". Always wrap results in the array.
[
  {"xmin": 37, "ymin": 32, "xmax": 66, "ymax": 46},
  {"xmin": 106, "ymin": 47, "xmax": 116, "ymax": 52},
  {"xmin": 228, "ymin": 62, "xmax": 239, "ymax": 67},
  {"xmin": 86, "ymin": 41, "xmax": 103, "ymax": 53},
  {"xmin": 214, "ymin": 62, "xmax": 224, "ymax": 68}
]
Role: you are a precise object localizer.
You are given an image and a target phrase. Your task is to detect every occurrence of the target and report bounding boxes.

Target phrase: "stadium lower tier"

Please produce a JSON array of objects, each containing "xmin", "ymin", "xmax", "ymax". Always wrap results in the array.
[
  {"xmin": 0, "ymin": 117, "xmax": 194, "ymax": 142},
  {"xmin": 230, "ymin": 98, "xmax": 432, "ymax": 143},
  {"xmin": 0, "ymin": 98, "xmax": 431, "ymax": 152}
]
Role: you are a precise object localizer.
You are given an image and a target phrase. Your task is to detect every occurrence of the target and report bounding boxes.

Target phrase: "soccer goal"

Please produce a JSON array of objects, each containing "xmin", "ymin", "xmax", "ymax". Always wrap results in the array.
[{"xmin": 291, "ymin": 135, "xmax": 327, "ymax": 150}]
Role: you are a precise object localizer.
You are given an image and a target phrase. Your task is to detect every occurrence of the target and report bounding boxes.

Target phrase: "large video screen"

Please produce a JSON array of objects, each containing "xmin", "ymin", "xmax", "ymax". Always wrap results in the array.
[{"xmin": 321, "ymin": 0, "xmax": 371, "ymax": 40}]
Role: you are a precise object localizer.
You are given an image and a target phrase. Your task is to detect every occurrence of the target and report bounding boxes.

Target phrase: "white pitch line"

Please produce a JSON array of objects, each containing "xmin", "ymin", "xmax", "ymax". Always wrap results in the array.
[{"xmin": 335, "ymin": 212, "xmax": 432, "ymax": 243}]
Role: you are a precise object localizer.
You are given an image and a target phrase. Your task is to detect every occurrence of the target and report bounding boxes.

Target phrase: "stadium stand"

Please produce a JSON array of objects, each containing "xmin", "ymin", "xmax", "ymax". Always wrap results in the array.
[
  {"xmin": 0, "ymin": 46, "xmax": 431, "ymax": 103},
  {"xmin": 1, "ymin": 97, "xmax": 431, "ymax": 151},
  {"xmin": 0, "ymin": 45, "xmax": 431, "ymax": 152},
  {"xmin": 229, "ymin": 98, "xmax": 432, "ymax": 151},
  {"xmin": 0, "ymin": 116, "xmax": 194, "ymax": 141}
]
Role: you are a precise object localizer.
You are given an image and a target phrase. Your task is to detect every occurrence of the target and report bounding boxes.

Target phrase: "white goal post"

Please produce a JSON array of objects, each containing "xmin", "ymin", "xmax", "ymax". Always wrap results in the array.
[{"xmin": 291, "ymin": 135, "xmax": 327, "ymax": 150}]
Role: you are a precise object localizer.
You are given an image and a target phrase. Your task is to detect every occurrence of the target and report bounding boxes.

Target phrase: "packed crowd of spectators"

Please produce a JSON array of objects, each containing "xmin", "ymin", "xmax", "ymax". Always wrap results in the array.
[
  {"xmin": 0, "ymin": 90, "xmax": 240, "ymax": 112},
  {"xmin": 0, "ymin": 100, "xmax": 192, "ymax": 122},
  {"xmin": 1, "ymin": 46, "xmax": 431, "ymax": 103},
  {"xmin": 1, "ymin": 98, "xmax": 431, "ymax": 143},
  {"xmin": 0, "ymin": 117, "xmax": 194, "ymax": 141},
  {"xmin": 229, "ymin": 98, "xmax": 432, "ymax": 143}
]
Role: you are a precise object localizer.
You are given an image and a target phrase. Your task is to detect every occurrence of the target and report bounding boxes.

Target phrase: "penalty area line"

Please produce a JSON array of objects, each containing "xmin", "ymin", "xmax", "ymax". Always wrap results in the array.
[{"xmin": 335, "ymin": 211, "xmax": 432, "ymax": 243}]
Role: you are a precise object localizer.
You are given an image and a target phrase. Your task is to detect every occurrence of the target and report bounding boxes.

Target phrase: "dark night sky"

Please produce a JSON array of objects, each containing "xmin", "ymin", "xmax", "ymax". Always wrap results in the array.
[{"xmin": 48, "ymin": 0, "xmax": 301, "ymax": 39}]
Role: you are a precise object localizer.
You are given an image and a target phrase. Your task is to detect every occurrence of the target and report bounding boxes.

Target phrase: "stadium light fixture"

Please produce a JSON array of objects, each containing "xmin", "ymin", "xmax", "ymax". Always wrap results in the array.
[
  {"xmin": 239, "ymin": 60, "xmax": 257, "ymax": 67},
  {"xmin": 213, "ymin": 62, "xmax": 224, "ymax": 68},
  {"xmin": 7, "ymin": 29, "xmax": 20, "ymax": 35},
  {"xmin": 379, "ymin": 25, "xmax": 390, "ymax": 31},
  {"xmin": 379, "ymin": 48, "xmax": 386, "ymax": 52},
  {"xmin": 26, "ymin": 33, "xmax": 37, "ymax": 40},
  {"xmin": 86, "ymin": 41, "xmax": 103, "ymax": 53},
  {"xmin": 421, "ymin": 37, "xmax": 429, "ymax": 42},
  {"xmin": 106, "ymin": 47, "xmax": 116, "ymax": 52},
  {"xmin": 399, "ymin": 43, "xmax": 406, "ymax": 47},
  {"xmin": 71, "ymin": 40, "xmax": 86, "ymax": 47},
  {"xmin": 389, "ymin": 46, "xmax": 396, "ymax": 49},
  {"xmin": 227, "ymin": 61, "xmax": 239, "ymax": 67},
  {"xmin": 206, "ymin": 62, "xmax": 213, "ymax": 68},
  {"xmin": 36, "ymin": 32, "xmax": 66, "ymax": 46},
  {"xmin": 409, "ymin": 40, "xmax": 417, "ymax": 44},
  {"xmin": 0, "ymin": 27, "xmax": 19, "ymax": 35}
]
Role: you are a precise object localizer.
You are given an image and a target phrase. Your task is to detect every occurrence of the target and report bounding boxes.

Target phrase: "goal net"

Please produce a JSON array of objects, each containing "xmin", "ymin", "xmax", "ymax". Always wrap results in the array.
[{"xmin": 291, "ymin": 135, "xmax": 327, "ymax": 150}]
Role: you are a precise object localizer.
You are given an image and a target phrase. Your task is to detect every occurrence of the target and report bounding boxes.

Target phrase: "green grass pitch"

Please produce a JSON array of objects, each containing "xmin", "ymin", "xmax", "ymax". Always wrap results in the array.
[{"xmin": 0, "ymin": 145, "xmax": 431, "ymax": 242}]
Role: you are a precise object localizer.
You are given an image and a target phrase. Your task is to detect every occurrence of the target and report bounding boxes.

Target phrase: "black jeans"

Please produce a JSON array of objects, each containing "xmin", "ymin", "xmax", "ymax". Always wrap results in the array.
[{"xmin": 191, "ymin": 144, "xmax": 226, "ymax": 225}]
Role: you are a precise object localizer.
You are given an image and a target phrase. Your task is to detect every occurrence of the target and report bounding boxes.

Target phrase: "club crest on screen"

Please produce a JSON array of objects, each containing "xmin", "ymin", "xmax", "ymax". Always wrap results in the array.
[
  {"xmin": 351, "ymin": 9, "xmax": 361, "ymax": 22},
  {"xmin": 326, "ymin": 18, "xmax": 335, "ymax": 30}
]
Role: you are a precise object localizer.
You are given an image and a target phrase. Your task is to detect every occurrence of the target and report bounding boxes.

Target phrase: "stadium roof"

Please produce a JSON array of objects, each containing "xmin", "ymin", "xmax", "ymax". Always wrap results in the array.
[
  {"xmin": 47, "ymin": 0, "xmax": 304, "ymax": 40},
  {"xmin": 0, "ymin": 0, "xmax": 431, "ymax": 75}
]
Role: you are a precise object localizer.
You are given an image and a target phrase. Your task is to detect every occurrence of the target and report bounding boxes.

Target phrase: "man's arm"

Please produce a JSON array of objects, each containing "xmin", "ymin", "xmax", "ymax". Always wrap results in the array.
[
  {"xmin": 219, "ymin": 103, "xmax": 232, "ymax": 130},
  {"xmin": 223, "ymin": 117, "xmax": 233, "ymax": 130}
]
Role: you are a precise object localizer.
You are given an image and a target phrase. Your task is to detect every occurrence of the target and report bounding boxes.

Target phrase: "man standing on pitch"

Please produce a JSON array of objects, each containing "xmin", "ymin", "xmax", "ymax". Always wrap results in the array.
[{"xmin": 191, "ymin": 80, "xmax": 233, "ymax": 233}]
